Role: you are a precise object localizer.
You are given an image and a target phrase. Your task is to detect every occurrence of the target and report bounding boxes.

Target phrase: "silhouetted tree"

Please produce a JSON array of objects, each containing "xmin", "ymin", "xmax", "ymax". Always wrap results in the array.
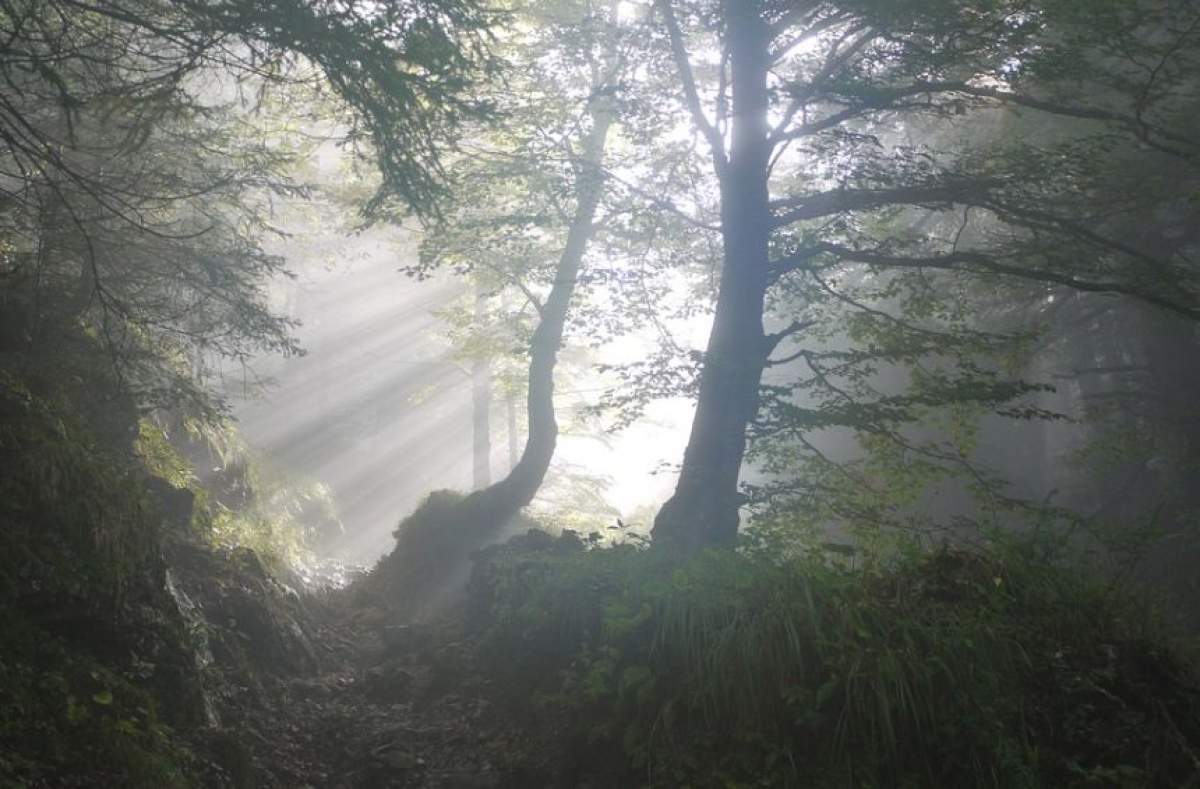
[{"xmin": 649, "ymin": 0, "xmax": 1200, "ymax": 552}]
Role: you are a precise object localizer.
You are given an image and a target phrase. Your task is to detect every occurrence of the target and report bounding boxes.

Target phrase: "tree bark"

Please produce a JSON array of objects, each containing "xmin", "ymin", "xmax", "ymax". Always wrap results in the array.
[
  {"xmin": 383, "ymin": 102, "xmax": 615, "ymax": 618},
  {"xmin": 381, "ymin": 6, "xmax": 622, "ymax": 618},
  {"xmin": 652, "ymin": 2, "xmax": 773, "ymax": 552}
]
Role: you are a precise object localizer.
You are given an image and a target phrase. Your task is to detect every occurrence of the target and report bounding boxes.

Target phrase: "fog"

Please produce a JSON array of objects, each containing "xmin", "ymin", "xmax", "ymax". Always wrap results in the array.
[{"xmin": 225, "ymin": 210, "xmax": 699, "ymax": 562}]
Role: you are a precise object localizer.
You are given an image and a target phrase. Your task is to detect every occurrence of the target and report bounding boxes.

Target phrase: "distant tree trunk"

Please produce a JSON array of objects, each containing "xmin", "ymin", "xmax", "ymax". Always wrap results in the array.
[
  {"xmin": 506, "ymin": 389, "xmax": 519, "ymax": 472},
  {"xmin": 471, "ymin": 361, "xmax": 492, "ymax": 489},
  {"xmin": 652, "ymin": 2, "xmax": 773, "ymax": 552},
  {"xmin": 471, "ymin": 284, "xmax": 492, "ymax": 490}
]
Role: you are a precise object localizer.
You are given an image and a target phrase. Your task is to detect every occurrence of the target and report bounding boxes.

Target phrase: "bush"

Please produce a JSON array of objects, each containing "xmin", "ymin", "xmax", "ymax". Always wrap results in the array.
[{"xmin": 467, "ymin": 531, "xmax": 1200, "ymax": 787}]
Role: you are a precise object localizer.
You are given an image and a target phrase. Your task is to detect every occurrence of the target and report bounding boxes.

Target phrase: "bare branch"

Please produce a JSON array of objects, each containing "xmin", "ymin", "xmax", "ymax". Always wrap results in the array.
[{"xmin": 653, "ymin": 0, "xmax": 727, "ymax": 175}]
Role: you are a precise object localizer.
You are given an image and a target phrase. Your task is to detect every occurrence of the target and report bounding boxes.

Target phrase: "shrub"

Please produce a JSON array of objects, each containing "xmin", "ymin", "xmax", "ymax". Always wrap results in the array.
[{"xmin": 0, "ymin": 609, "xmax": 197, "ymax": 788}]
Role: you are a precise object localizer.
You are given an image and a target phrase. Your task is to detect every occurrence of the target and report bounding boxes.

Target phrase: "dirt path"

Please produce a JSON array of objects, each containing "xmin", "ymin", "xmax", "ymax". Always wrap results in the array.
[
  {"xmin": 166, "ymin": 544, "xmax": 543, "ymax": 788},
  {"xmin": 244, "ymin": 601, "xmax": 521, "ymax": 789}
]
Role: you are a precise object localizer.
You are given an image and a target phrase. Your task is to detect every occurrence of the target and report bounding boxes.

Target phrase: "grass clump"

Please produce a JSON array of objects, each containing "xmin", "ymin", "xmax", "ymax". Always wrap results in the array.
[{"xmin": 468, "ymin": 530, "xmax": 1200, "ymax": 787}]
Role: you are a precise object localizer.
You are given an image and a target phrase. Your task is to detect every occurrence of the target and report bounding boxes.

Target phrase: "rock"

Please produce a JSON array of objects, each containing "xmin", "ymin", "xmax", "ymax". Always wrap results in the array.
[
  {"xmin": 380, "ymin": 622, "xmax": 433, "ymax": 656},
  {"xmin": 224, "ymin": 585, "xmax": 320, "ymax": 675},
  {"xmin": 205, "ymin": 727, "xmax": 256, "ymax": 789},
  {"xmin": 370, "ymin": 743, "xmax": 423, "ymax": 771},
  {"xmin": 166, "ymin": 538, "xmax": 323, "ymax": 679},
  {"xmin": 145, "ymin": 475, "xmax": 195, "ymax": 531},
  {"xmin": 355, "ymin": 606, "xmax": 389, "ymax": 629}
]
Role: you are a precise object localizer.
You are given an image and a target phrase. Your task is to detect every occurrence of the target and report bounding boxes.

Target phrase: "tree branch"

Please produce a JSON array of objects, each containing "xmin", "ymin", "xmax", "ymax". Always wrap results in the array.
[
  {"xmin": 804, "ymin": 243, "xmax": 1200, "ymax": 321},
  {"xmin": 763, "ymin": 318, "xmax": 816, "ymax": 356},
  {"xmin": 770, "ymin": 181, "xmax": 996, "ymax": 228},
  {"xmin": 653, "ymin": 0, "xmax": 727, "ymax": 176},
  {"xmin": 769, "ymin": 23, "xmax": 872, "ymax": 140}
]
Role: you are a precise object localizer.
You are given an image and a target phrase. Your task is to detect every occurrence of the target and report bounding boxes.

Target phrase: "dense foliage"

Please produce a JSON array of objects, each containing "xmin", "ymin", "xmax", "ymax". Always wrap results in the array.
[{"xmin": 0, "ymin": 0, "xmax": 493, "ymax": 417}]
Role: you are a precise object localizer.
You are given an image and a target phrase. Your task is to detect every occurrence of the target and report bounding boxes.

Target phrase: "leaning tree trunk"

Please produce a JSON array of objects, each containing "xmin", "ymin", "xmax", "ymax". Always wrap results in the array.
[
  {"xmin": 652, "ymin": 2, "xmax": 773, "ymax": 552},
  {"xmin": 378, "ymin": 99, "xmax": 616, "ymax": 619},
  {"xmin": 457, "ymin": 105, "xmax": 613, "ymax": 525}
]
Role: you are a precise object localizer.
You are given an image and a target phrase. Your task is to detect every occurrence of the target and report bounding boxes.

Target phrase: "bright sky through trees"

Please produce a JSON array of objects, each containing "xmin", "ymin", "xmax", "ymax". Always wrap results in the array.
[{"xmin": 231, "ymin": 197, "xmax": 707, "ymax": 560}]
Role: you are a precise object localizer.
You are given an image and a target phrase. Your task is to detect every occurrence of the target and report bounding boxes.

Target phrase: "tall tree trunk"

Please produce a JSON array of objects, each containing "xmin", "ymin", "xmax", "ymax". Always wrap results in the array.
[
  {"xmin": 652, "ymin": 2, "xmax": 773, "ymax": 552},
  {"xmin": 471, "ymin": 283, "xmax": 492, "ymax": 490}
]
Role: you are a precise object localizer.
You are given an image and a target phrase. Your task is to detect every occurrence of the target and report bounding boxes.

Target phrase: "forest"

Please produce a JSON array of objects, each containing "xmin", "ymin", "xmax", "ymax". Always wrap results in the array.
[{"xmin": 2, "ymin": 0, "xmax": 1200, "ymax": 786}]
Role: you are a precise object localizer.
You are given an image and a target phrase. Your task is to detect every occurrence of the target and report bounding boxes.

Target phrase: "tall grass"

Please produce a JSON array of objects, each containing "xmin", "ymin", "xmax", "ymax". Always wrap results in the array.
[{"xmin": 470, "ymin": 531, "xmax": 1200, "ymax": 787}]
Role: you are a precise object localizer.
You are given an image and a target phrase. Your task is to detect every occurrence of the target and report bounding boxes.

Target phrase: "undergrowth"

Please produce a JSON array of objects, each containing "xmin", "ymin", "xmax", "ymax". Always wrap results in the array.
[
  {"xmin": 0, "ymin": 379, "xmax": 161, "ymax": 615},
  {"xmin": 0, "ymin": 610, "xmax": 197, "ymax": 788},
  {"xmin": 0, "ymin": 380, "xmax": 201, "ymax": 786},
  {"xmin": 468, "ymin": 530, "xmax": 1200, "ymax": 787}
]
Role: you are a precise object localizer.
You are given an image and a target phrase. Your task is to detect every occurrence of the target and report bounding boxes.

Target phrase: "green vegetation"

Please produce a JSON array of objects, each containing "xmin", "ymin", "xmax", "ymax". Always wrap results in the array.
[
  {"xmin": 0, "ymin": 611, "xmax": 197, "ymax": 789},
  {"xmin": 469, "ymin": 530, "xmax": 1200, "ymax": 787},
  {"xmin": 0, "ymin": 339, "xmax": 330, "ymax": 784},
  {"xmin": 0, "ymin": 379, "xmax": 204, "ymax": 785},
  {"xmin": 136, "ymin": 416, "xmax": 344, "ymax": 572},
  {"xmin": 0, "ymin": 379, "xmax": 157, "ymax": 615}
]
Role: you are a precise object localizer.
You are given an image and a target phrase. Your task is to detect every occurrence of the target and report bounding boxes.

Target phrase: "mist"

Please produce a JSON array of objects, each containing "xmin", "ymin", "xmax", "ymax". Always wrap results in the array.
[{"xmin": 226, "ymin": 189, "xmax": 700, "ymax": 562}]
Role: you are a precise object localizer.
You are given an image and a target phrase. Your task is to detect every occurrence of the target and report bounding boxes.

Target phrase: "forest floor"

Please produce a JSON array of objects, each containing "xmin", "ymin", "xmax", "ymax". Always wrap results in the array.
[
  {"xmin": 10, "ymin": 525, "xmax": 1200, "ymax": 788},
  {"xmin": 182, "ymin": 535, "xmax": 1200, "ymax": 789},
  {"xmin": 178, "ymin": 541, "xmax": 552, "ymax": 789}
]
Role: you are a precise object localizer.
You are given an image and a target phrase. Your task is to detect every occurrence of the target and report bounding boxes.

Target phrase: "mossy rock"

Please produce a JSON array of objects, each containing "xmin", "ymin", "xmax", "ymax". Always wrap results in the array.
[
  {"xmin": 166, "ymin": 538, "xmax": 321, "ymax": 681},
  {"xmin": 366, "ymin": 491, "xmax": 543, "ymax": 621}
]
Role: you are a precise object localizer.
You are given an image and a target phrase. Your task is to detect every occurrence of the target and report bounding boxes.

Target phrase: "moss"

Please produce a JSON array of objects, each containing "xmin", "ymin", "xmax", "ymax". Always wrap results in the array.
[
  {"xmin": 0, "ymin": 379, "xmax": 163, "ymax": 616},
  {"xmin": 367, "ymin": 490, "xmax": 544, "ymax": 619},
  {"xmin": 0, "ymin": 379, "xmax": 208, "ymax": 784}
]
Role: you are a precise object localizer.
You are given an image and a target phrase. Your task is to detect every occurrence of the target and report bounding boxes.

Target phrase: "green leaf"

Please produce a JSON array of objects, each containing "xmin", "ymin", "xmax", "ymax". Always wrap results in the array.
[{"xmin": 815, "ymin": 676, "xmax": 839, "ymax": 708}]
